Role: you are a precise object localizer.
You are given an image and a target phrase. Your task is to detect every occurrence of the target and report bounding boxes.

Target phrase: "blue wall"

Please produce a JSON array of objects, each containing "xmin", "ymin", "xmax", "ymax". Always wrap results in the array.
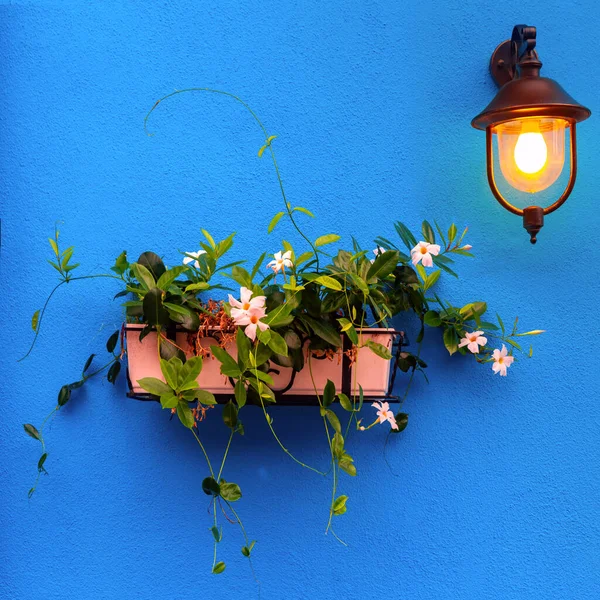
[{"xmin": 1, "ymin": 2, "xmax": 599, "ymax": 599}]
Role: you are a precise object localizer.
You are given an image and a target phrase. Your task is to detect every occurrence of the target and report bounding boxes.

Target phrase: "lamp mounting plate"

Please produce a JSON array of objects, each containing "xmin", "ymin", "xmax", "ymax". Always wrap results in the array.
[{"xmin": 490, "ymin": 40, "xmax": 515, "ymax": 87}]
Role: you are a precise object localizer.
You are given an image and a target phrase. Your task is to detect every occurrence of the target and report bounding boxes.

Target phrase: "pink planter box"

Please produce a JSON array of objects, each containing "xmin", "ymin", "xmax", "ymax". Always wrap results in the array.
[{"xmin": 126, "ymin": 324, "xmax": 395, "ymax": 398}]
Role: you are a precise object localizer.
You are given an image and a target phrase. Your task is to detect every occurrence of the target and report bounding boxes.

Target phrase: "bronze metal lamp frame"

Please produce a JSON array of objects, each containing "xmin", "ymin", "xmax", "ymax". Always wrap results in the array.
[
  {"xmin": 472, "ymin": 24, "xmax": 590, "ymax": 243},
  {"xmin": 485, "ymin": 121, "xmax": 578, "ymax": 243}
]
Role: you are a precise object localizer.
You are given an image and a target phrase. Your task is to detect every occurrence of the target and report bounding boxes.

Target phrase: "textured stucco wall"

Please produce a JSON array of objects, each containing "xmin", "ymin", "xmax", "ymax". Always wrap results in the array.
[{"xmin": 1, "ymin": 2, "xmax": 599, "ymax": 599}]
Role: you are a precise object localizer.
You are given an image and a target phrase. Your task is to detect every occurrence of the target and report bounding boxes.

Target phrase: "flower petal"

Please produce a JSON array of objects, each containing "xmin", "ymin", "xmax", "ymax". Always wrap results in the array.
[
  {"xmin": 244, "ymin": 322, "xmax": 257, "ymax": 341},
  {"xmin": 240, "ymin": 287, "xmax": 252, "ymax": 304}
]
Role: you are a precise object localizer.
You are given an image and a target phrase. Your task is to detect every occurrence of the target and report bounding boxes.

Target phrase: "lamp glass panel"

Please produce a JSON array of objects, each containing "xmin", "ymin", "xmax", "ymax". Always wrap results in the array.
[{"xmin": 494, "ymin": 117, "xmax": 568, "ymax": 193}]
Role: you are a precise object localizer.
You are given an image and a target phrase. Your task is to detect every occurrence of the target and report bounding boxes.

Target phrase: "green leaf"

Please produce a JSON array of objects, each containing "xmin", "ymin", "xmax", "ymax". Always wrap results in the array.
[
  {"xmin": 223, "ymin": 402, "xmax": 239, "ymax": 429},
  {"xmin": 323, "ymin": 379, "xmax": 336, "ymax": 407},
  {"xmin": 83, "ymin": 354, "xmax": 95, "ymax": 373},
  {"xmin": 24, "ymin": 424, "xmax": 41, "ymax": 441},
  {"xmin": 424, "ymin": 310, "xmax": 442, "ymax": 327},
  {"xmin": 443, "ymin": 328, "xmax": 459, "ymax": 355},
  {"xmin": 394, "ymin": 222, "xmax": 417, "ymax": 251},
  {"xmin": 267, "ymin": 330, "xmax": 288, "ymax": 357},
  {"xmin": 423, "ymin": 269, "xmax": 441, "ymax": 291},
  {"xmin": 367, "ymin": 250, "xmax": 400, "ymax": 281},
  {"xmin": 58, "ymin": 385, "xmax": 71, "ymax": 406},
  {"xmin": 365, "ymin": 340, "xmax": 392, "ymax": 360},
  {"xmin": 448, "ymin": 223, "xmax": 457, "ymax": 244},
  {"xmin": 333, "ymin": 495, "xmax": 348, "ymax": 516},
  {"xmin": 164, "ymin": 303, "xmax": 200, "ymax": 331},
  {"xmin": 106, "ymin": 330, "xmax": 119, "ymax": 353},
  {"xmin": 497, "ymin": 313, "xmax": 505, "ymax": 336},
  {"xmin": 236, "ymin": 327, "xmax": 251, "ymax": 368},
  {"xmin": 212, "ymin": 562, "xmax": 226, "ymax": 575},
  {"xmin": 302, "ymin": 316, "xmax": 341, "ymax": 347},
  {"xmin": 229, "ymin": 266, "xmax": 254, "ymax": 288},
  {"xmin": 295, "ymin": 251, "xmax": 314, "ymax": 267},
  {"xmin": 185, "ymin": 281, "xmax": 210, "ymax": 293},
  {"xmin": 234, "ymin": 380, "xmax": 247, "ymax": 408},
  {"xmin": 137, "ymin": 377, "xmax": 173, "ymax": 396},
  {"xmin": 210, "ymin": 526, "xmax": 222, "ymax": 543},
  {"xmin": 339, "ymin": 456, "xmax": 357, "ymax": 476},
  {"xmin": 338, "ymin": 318, "xmax": 358, "ymax": 345},
  {"xmin": 515, "ymin": 330, "xmax": 545, "ymax": 336},
  {"xmin": 314, "ymin": 275, "xmax": 342, "ymax": 291},
  {"xmin": 37, "ymin": 453, "xmax": 48, "ymax": 473},
  {"xmin": 422, "ymin": 220, "xmax": 436, "ymax": 244},
  {"xmin": 202, "ymin": 477, "xmax": 221, "ymax": 496},
  {"xmin": 111, "ymin": 251, "xmax": 129, "ymax": 275},
  {"xmin": 250, "ymin": 252, "xmax": 267, "ymax": 280},
  {"xmin": 159, "ymin": 393, "xmax": 178, "ymax": 409},
  {"xmin": 143, "ymin": 288, "xmax": 169, "ymax": 327},
  {"xmin": 211, "ymin": 346, "xmax": 241, "ymax": 378},
  {"xmin": 201, "ymin": 229, "xmax": 216, "ymax": 249},
  {"xmin": 315, "ymin": 234, "xmax": 341, "ymax": 247},
  {"xmin": 220, "ymin": 482, "xmax": 242, "ymax": 502},
  {"xmin": 332, "ymin": 432, "xmax": 344, "ymax": 459},
  {"xmin": 505, "ymin": 338, "xmax": 522, "ymax": 351},
  {"xmin": 31, "ymin": 310, "xmax": 40, "ymax": 332},
  {"xmin": 349, "ymin": 273, "xmax": 370, "ymax": 296},
  {"xmin": 160, "ymin": 357, "xmax": 180, "ymax": 389},
  {"xmin": 325, "ymin": 409, "xmax": 342, "ymax": 434},
  {"xmin": 130, "ymin": 262, "xmax": 156, "ymax": 291},
  {"xmin": 268, "ymin": 212, "xmax": 286, "ymax": 233},
  {"xmin": 338, "ymin": 393, "xmax": 353, "ymax": 412},
  {"xmin": 293, "ymin": 206, "xmax": 315, "ymax": 218},
  {"xmin": 107, "ymin": 361, "xmax": 121, "ymax": 384},
  {"xmin": 138, "ymin": 251, "xmax": 166, "ymax": 280},
  {"xmin": 194, "ymin": 389, "xmax": 217, "ymax": 406},
  {"xmin": 252, "ymin": 369, "xmax": 274, "ymax": 386},
  {"xmin": 177, "ymin": 402, "xmax": 195, "ymax": 428},
  {"xmin": 178, "ymin": 356, "xmax": 204, "ymax": 388},
  {"xmin": 434, "ymin": 220, "xmax": 447, "ymax": 248},
  {"xmin": 48, "ymin": 237, "xmax": 59, "ymax": 257},
  {"xmin": 156, "ymin": 266, "xmax": 189, "ymax": 291},
  {"xmin": 392, "ymin": 412, "xmax": 409, "ymax": 433}
]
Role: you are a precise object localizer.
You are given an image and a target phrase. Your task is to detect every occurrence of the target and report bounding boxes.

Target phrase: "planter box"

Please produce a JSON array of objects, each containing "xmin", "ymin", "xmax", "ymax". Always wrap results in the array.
[{"xmin": 126, "ymin": 324, "xmax": 398, "ymax": 399}]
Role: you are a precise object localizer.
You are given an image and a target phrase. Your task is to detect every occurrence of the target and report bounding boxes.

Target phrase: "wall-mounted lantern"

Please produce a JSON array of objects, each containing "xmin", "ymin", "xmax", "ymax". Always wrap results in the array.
[{"xmin": 472, "ymin": 25, "xmax": 591, "ymax": 243}]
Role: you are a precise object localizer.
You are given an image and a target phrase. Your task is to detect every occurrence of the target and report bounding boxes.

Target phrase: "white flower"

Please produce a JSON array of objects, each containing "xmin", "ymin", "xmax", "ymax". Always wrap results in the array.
[
  {"xmin": 459, "ymin": 330, "xmax": 488, "ymax": 354},
  {"xmin": 371, "ymin": 401, "xmax": 398, "ymax": 430},
  {"xmin": 370, "ymin": 247, "xmax": 384, "ymax": 263},
  {"xmin": 234, "ymin": 311, "xmax": 270, "ymax": 341},
  {"xmin": 411, "ymin": 241, "xmax": 441, "ymax": 268},
  {"xmin": 267, "ymin": 251, "xmax": 293, "ymax": 273},
  {"xmin": 183, "ymin": 250, "xmax": 206, "ymax": 269},
  {"xmin": 492, "ymin": 345, "xmax": 515, "ymax": 376},
  {"xmin": 461, "ymin": 244, "xmax": 472, "ymax": 251},
  {"xmin": 228, "ymin": 287, "xmax": 266, "ymax": 321}
]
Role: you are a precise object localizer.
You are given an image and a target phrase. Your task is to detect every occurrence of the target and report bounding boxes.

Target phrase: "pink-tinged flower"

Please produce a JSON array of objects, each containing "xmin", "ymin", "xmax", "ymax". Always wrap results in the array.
[
  {"xmin": 461, "ymin": 244, "xmax": 472, "ymax": 251},
  {"xmin": 459, "ymin": 330, "xmax": 488, "ymax": 354},
  {"xmin": 492, "ymin": 345, "xmax": 515, "ymax": 376},
  {"xmin": 370, "ymin": 247, "xmax": 384, "ymax": 263},
  {"xmin": 183, "ymin": 250, "xmax": 206, "ymax": 269},
  {"xmin": 235, "ymin": 311, "xmax": 270, "ymax": 341},
  {"xmin": 228, "ymin": 287, "xmax": 266, "ymax": 321},
  {"xmin": 372, "ymin": 401, "xmax": 398, "ymax": 431},
  {"xmin": 267, "ymin": 251, "xmax": 293, "ymax": 273},
  {"xmin": 411, "ymin": 241, "xmax": 441, "ymax": 268}
]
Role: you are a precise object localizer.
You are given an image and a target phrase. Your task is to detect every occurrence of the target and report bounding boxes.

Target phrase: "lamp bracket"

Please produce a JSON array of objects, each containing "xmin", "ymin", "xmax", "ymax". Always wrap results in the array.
[{"xmin": 490, "ymin": 25, "xmax": 540, "ymax": 87}]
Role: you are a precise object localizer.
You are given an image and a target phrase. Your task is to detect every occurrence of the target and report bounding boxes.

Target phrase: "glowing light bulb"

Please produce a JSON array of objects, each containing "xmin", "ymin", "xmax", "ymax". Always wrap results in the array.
[
  {"xmin": 496, "ymin": 118, "xmax": 567, "ymax": 193},
  {"xmin": 514, "ymin": 129, "xmax": 547, "ymax": 174}
]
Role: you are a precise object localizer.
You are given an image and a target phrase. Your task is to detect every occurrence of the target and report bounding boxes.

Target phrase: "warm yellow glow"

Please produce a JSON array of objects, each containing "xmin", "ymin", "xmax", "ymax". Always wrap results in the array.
[
  {"xmin": 514, "ymin": 130, "xmax": 547, "ymax": 174},
  {"xmin": 495, "ymin": 117, "xmax": 568, "ymax": 193}
]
